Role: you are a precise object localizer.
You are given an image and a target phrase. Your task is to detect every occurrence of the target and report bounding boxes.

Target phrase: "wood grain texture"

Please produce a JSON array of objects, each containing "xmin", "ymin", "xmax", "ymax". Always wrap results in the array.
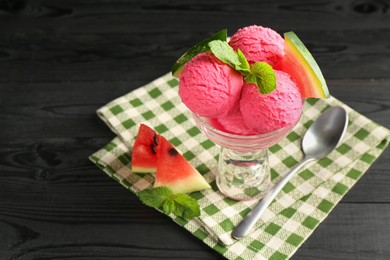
[{"xmin": 1, "ymin": 0, "xmax": 389, "ymax": 259}]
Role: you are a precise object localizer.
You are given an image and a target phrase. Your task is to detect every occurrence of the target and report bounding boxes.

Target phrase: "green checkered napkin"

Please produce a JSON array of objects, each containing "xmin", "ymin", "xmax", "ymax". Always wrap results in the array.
[{"xmin": 90, "ymin": 73, "xmax": 390, "ymax": 260}]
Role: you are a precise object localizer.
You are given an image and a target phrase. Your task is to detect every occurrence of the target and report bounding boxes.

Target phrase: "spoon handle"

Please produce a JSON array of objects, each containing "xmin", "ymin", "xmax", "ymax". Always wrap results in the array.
[{"xmin": 232, "ymin": 156, "xmax": 315, "ymax": 239}]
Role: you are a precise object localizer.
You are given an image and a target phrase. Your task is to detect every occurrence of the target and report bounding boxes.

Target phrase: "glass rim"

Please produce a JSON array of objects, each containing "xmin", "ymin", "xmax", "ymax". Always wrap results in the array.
[{"xmin": 192, "ymin": 112, "xmax": 300, "ymax": 140}]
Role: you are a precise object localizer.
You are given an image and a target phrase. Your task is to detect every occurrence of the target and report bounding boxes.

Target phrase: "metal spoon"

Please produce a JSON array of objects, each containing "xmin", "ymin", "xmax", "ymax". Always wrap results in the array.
[{"xmin": 232, "ymin": 106, "xmax": 349, "ymax": 239}]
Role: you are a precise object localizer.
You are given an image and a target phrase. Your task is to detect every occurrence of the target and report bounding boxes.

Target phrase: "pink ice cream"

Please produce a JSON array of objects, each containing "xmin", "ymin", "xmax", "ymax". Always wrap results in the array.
[
  {"xmin": 229, "ymin": 25, "xmax": 284, "ymax": 68},
  {"xmin": 179, "ymin": 52, "xmax": 243, "ymax": 117},
  {"xmin": 240, "ymin": 70, "xmax": 302, "ymax": 134},
  {"xmin": 178, "ymin": 25, "xmax": 303, "ymax": 136},
  {"xmin": 209, "ymin": 110, "xmax": 257, "ymax": 136}
]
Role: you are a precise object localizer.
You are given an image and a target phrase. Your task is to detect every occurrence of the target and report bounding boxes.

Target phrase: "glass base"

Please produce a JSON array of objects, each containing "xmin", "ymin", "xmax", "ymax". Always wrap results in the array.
[{"xmin": 216, "ymin": 147, "xmax": 271, "ymax": 201}]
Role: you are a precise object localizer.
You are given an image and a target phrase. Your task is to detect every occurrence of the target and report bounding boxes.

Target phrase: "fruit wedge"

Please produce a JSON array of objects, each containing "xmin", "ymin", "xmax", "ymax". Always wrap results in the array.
[
  {"xmin": 171, "ymin": 29, "xmax": 227, "ymax": 78},
  {"xmin": 131, "ymin": 124, "xmax": 160, "ymax": 173},
  {"xmin": 282, "ymin": 31, "xmax": 330, "ymax": 99},
  {"xmin": 131, "ymin": 124, "xmax": 211, "ymax": 194},
  {"xmin": 154, "ymin": 134, "xmax": 211, "ymax": 194}
]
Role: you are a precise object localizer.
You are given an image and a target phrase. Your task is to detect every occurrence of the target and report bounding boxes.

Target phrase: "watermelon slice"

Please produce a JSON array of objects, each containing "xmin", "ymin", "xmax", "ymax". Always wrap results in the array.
[
  {"xmin": 282, "ymin": 31, "xmax": 330, "ymax": 99},
  {"xmin": 154, "ymin": 135, "xmax": 211, "ymax": 194},
  {"xmin": 131, "ymin": 124, "xmax": 160, "ymax": 173},
  {"xmin": 132, "ymin": 124, "xmax": 211, "ymax": 194}
]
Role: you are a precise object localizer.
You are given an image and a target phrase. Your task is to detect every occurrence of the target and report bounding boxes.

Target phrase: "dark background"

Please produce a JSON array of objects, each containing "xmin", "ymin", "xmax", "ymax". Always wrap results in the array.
[{"xmin": 1, "ymin": 0, "xmax": 389, "ymax": 259}]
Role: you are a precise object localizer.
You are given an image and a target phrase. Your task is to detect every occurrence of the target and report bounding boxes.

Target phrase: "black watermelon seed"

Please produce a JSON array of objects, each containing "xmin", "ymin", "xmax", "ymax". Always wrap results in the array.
[
  {"xmin": 153, "ymin": 134, "xmax": 159, "ymax": 146},
  {"xmin": 168, "ymin": 147, "xmax": 178, "ymax": 156},
  {"xmin": 150, "ymin": 144, "xmax": 157, "ymax": 155}
]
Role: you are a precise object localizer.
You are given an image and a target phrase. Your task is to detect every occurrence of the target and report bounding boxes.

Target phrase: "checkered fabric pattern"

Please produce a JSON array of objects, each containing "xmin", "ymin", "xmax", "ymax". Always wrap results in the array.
[{"xmin": 90, "ymin": 73, "xmax": 390, "ymax": 260}]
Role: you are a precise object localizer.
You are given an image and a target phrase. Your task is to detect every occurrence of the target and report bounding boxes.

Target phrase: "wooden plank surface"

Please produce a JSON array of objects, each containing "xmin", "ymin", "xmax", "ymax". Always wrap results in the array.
[{"xmin": 1, "ymin": 0, "xmax": 389, "ymax": 259}]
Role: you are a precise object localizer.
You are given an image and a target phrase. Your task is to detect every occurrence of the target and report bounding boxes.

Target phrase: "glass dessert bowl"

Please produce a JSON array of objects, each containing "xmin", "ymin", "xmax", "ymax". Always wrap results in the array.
[
  {"xmin": 173, "ymin": 26, "xmax": 328, "ymax": 201},
  {"xmin": 193, "ymin": 113, "xmax": 301, "ymax": 201}
]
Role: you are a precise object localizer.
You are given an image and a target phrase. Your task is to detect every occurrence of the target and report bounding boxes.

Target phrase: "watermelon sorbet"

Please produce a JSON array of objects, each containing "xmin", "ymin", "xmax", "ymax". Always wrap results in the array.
[
  {"xmin": 178, "ymin": 25, "xmax": 303, "ymax": 136},
  {"xmin": 240, "ymin": 70, "xmax": 302, "ymax": 134},
  {"xmin": 179, "ymin": 52, "xmax": 243, "ymax": 118},
  {"xmin": 229, "ymin": 25, "xmax": 285, "ymax": 68}
]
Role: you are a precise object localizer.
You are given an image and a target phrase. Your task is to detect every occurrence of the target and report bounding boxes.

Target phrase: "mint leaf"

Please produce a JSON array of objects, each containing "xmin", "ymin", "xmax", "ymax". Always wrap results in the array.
[
  {"xmin": 249, "ymin": 62, "xmax": 277, "ymax": 94},
  {"xmin": 207, "ymin": 39, "xmax": 277, "ymax": 94},
  {"xmin": 138, "ymin": 186, "xmax": 173, "ymax": 208},
  {"xmin": 237, "ymin": 49, "xmax": 250, "ymax": 74},
  {"xmin": 208, "ymin": 40, "xmax": 241, "ymax": 69},
  {"xmin": 172, "ymin": 193, "xmax": 201, "ymax": 219},
  {"xmin": 208, "ymin": 41, "xmax": 253, "ymax": 75},
  {"xmin": 244, "ymin": 74, "xmax": 256, "ymax": 85},
  {"xmin": 162, "ymin": 199, "xmax": 175, "ymax": 215},
  {"xmin": 137, "ymin": 186, "xmax": 201, "ymax": 220}
]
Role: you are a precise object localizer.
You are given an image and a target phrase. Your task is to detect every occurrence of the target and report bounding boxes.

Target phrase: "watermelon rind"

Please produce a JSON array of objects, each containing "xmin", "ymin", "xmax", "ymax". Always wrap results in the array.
[
  {"xmin": 132, "ymin": 165, "xmax": 156, "ymax": 174},
  {"xmin": 171, "ymin": 29, "xmax": 228, "ymax": 78},
  {"xmin": 154, "ymin": 174, "xmax": 211, "ymax": 194}
]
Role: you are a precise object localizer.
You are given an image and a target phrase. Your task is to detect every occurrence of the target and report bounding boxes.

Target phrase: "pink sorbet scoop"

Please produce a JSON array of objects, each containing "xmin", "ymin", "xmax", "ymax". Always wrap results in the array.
[
  {"xmin": 179, "ymin": 52, "xmax": 243, "ymax": 117},
  {"xmin": 240, "ymin": 70, "xmax": 303, "ymax": 134},
  {"xmin": 229, "ymin": 25, "xmax": 285, "ymax": 69}
]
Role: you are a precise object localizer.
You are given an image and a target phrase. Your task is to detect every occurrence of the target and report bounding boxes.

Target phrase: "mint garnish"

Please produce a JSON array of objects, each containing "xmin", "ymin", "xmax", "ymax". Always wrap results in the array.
[
  {"xmin": 237, "ymin": 49, "xmax": 251, "ymax": 73},
  {"xmin": 138, "ymin": 186, "xmax": 201, "ymax": 220},
  {"xmin": 246, "ymin": 62, "xmax": 276, "ymax": 94},
  {"xmin": 208, "ymin": 40, "xmax": 276, "ymax": 94},
  {"xmin": 208, "ymin": 40, "xmax": 242, "ymax": 70}
]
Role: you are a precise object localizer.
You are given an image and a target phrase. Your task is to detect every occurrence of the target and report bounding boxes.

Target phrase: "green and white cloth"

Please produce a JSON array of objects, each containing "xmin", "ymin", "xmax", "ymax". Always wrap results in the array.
[{"xmin": 90, "ymin": 73, "xmax": 390, "ymax": 260}]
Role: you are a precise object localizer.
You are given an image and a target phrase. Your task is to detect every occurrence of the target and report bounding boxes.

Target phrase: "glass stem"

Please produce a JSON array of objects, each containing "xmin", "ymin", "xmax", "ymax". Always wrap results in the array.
[{"xmin": 216, "ymin": 147, "xmax": 271, "ymax": 200}]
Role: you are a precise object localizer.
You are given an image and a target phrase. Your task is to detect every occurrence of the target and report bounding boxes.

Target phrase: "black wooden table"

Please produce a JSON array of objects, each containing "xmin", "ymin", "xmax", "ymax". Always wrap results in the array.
[{"xmin": 1, "ymin": 1, "xmax": 389, "ymax": 259}]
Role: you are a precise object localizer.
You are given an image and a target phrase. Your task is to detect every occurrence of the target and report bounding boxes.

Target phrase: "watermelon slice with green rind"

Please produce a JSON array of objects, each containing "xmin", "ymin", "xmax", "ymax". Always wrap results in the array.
[
  {"xmin": 131, "ymin": 124, "xmax": 211, "ymax": 194},
  {"xmin": 282, "ymin": 31, "xmax": 330, "ymax": 99}
]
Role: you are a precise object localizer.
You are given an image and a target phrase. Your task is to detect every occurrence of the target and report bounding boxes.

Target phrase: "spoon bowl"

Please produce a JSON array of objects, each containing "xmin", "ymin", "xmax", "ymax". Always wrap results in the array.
[
  {"xmin": 302, "ymin": 106, "xmax": 348, "ymax": 159},
  {"xmin": 232, "ymin": 106, "xmax": 349, "ymax": 239}
]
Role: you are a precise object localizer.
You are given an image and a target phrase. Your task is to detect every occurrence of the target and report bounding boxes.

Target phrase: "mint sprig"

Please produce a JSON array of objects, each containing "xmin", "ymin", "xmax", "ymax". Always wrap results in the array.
[
  {"xmin": 237, "ymin": 49, "xmax": 251, "ymax": 73},
  {"xmin": 208, "ymin": 40, "xmax": 241, "ymax": 70},
  {"xmin": 138, "ymin": 186, "xmax": 201, "ymax": 220},
  {"xmin": 208, "ymin": 40, "xmax": 276, "ymax": 94},
  {"xmin": 245, "ymin": 62, "xmax": 276, "ymax": 94}
]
